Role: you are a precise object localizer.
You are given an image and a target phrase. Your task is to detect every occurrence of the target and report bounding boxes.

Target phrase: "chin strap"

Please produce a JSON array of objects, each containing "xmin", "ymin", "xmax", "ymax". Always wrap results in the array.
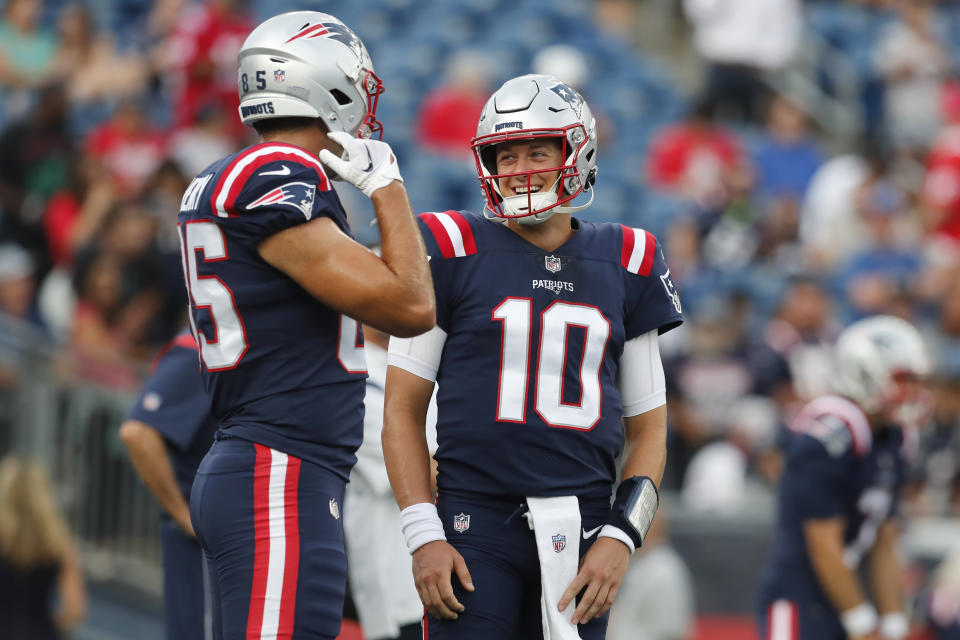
[
  {"xmin": 552, "ymin": 188, "xmax": 595, "ymax": 214},
  {"xmin": 488, "ymin": 187, "xmax": 595, "ymax": 226}
]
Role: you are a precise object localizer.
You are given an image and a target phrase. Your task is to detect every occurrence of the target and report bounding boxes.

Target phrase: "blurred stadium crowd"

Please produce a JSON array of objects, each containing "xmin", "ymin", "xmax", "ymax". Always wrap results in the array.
[{"xmin": 3, "ymin": 0, "xmax": 960, "ymax": 637}]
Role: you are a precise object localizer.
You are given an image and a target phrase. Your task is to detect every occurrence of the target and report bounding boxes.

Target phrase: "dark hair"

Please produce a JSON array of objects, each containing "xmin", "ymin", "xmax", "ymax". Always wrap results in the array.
[{"xmin": 252, "ymin": 117, "xmax": 327, "ymax": 137}]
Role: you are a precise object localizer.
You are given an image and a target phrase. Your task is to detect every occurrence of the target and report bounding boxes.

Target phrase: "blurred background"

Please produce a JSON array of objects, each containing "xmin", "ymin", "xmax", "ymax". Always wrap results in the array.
[{"xmin": 2, "ymin": 0, "xmax": 960, "ymax": 638}]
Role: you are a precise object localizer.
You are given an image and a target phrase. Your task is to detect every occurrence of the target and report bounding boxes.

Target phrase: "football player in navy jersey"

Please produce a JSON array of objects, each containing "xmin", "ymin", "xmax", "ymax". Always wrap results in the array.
[
  {"xmin": 177, "ymin": 11, "xmax": 434, "ymax": 640},
  {"xmin": 757, "ymin": 315, "xmax": 933, "ymax": 640},
  {"xmin": 382, "ymin": 74, "xmax": 683, "ymax": 640},
  {"xmin": 120, "ymin": 330, "xmax": 219, "ymax": 640}
]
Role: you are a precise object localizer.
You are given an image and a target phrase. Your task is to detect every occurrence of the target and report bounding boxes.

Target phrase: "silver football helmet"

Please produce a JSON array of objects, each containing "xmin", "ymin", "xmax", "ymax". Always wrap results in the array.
[
  {"xmin": 237, "ymin": 11, "xmax": 383, "ymax": 138},
  {"xmin": 472, "ymin": 74, "xmax": 598, "ymax": 225},
  {"xmin": 833, "ymin": 315, "xmax": 933, "ymax": 423}
]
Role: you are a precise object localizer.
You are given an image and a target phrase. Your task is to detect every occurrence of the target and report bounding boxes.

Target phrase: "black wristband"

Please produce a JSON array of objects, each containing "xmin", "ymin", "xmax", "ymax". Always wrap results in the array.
[{"xmin": 606, "ymin": 476, "xmax": 659, "ymax": 549}]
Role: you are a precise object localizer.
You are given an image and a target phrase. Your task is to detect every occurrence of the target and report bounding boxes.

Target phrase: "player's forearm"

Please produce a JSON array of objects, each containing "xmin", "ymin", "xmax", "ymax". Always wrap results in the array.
[
  {"xmin": 803, "ymin": 520, "xmax": 869, "ymax": 614},
  {"xmin": 620, "ymin": 405, "xmax": 667, "ymax": 485},
  {"xmin": 371, "ymin": 182, "xmax": 435, "ymax": 330},
  {"xmin": 870, "ymin": 521, "xmax": 903, "ymax": 615},
  {"xmin": 382, "ymin": 415, "xmax": 434, "ymax": 508},
  {"xmin": 119, "ymin": 421, "xmax": 193, "ymax": 532}
]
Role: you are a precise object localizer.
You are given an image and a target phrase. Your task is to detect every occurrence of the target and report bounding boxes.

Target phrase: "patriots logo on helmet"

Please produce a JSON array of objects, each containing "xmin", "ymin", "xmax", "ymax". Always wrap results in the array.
[
  {"xmin": 246, "ymin": 181, "xmax": 316, "ymax": 220},
  {"xmin": 285, "ymin": 21, "xmax": 363, "ymax": 52},
  {"xmin": 550, "ymin": 83, "xmax": 584, "ymax": 119}
]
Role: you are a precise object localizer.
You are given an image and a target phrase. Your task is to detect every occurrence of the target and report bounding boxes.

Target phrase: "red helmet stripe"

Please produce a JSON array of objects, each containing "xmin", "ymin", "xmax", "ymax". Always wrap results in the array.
[{"xmin": 284, "ymin": 23, "xmax": 329, "ymax": 44}]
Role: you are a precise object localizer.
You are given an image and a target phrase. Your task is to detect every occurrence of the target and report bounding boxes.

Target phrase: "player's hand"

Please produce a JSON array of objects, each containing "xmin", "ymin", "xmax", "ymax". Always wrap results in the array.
[
  {"xmin": 318, "ymin": 131, "xmax": 403, "ymax": 198},
  {"xmin": 558, "ymin": 537, "xmax": 630, "ymax": 625},
  {"xmin": 176, "ymin": 512, "xmax": 197, "ymax": 539},
  {"xmin": 411, "ymin": 540, "xmax": 474, "ymax": 620}
]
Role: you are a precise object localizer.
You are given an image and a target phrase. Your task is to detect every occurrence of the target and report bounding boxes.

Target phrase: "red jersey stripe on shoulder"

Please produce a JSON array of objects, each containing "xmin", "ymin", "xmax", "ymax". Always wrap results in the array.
[
  {"xmin": 172, "ymin": 332, "xmax": 199, "ymax": 351},
  {"xmin": 620, "ymin": 225, "xmax": 656, "ymax": 276},
  {"xmin": 443, "ymin": 210, "xmax": 477, "ymax": 255},
  {"xmin": 793, "ymin": 395, "xmax": 873, "ymax": 456},
  {"xmin": 148, "ymin": 331, "xmax": 199, "ymax": 374},
  {"xmin": 210, "ymin": 143, "xmax": 331, "ymax": 218},
  {"xmin": 419, "ymin": 211, "xmax": 477, "ymax": 258}
]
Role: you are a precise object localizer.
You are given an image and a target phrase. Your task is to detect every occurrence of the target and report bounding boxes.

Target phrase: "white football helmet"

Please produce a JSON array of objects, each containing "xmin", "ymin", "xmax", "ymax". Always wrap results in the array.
[
  {"xmin": 833, "ymin": 315, "xmax": 933, "ymax": 423},
  {"xmin": 472, "ymin": 74, "xmax": 598, "ymax": 225},
  {"xmin": 237, "ymin": 11, "xmax": 383, "ymax": 138}
]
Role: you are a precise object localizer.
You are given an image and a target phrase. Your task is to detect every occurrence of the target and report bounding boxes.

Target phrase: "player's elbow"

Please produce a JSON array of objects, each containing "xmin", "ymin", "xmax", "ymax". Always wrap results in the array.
[
  {"xmin": 390, "ymin": 297, "xmax": 436, "ymax": 338},
  {"xmin": 119, "ymin": 420, "xmax": 152, "ymax": 452}
]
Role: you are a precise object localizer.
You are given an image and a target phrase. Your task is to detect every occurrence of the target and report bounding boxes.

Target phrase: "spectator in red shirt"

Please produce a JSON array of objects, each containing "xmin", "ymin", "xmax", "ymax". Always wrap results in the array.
[
  {"xmin": 157, "ymin": 0, "xmax": 252, "ymax": 141},
  {"xmin": 647, "ymin": 100, "xmax": 742, "ymax": 207},
  {"xmin": 83, "ymin": 100, "xmax": 166, "ymax": 197},
  {"xmin": 416, "ymin": 49, "xmax": 491, "ymax": 157},
  {"xmin": 920, "ymin": 81, "xmax": 960, "ymax": 247}
]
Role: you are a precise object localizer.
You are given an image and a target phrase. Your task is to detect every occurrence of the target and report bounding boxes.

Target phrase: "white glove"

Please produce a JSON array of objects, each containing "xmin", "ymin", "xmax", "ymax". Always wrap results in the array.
[{"xmin": 318, "ymin": 130, "xmax": 403, "ymax": 198}]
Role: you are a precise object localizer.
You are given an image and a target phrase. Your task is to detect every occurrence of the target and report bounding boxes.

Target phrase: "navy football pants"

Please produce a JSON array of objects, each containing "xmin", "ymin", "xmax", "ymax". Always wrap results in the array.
[
  {"xmin": 426, "ymin": 491, "xmax": 610, "ymax": 640},
  {"xmin": 190, "ymin": 437, "xmax": 348, "ymax": 640},
  {"xmin": 757, "ymin": 598, "xmax": 847, "ymax": 640},
  {"xmin": 160, "ymin": 517, "xmax": 216, "ymax": 640}
]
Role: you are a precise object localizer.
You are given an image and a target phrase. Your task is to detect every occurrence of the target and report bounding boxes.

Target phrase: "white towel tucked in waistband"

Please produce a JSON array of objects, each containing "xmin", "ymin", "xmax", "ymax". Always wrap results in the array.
[{"xmin": 525, "ymin": 496, "xmax": 582, "ymax": 640}]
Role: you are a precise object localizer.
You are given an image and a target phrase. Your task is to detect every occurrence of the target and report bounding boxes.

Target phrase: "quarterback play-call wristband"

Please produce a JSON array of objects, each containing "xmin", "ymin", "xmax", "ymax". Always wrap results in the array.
[{"xmin": 603, "ymin": 475, "xmax": 659, "ymax": 551}]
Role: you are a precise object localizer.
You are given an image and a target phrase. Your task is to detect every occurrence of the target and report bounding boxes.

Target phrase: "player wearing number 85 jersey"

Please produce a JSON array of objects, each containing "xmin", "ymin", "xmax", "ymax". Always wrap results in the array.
[
  {"xmin": 383, "ymin": 74, "xmax": 683, "ymax": 640},
  {"xmin": 178, "ymin": 11, "xmax": 433, "ymax": 640}
]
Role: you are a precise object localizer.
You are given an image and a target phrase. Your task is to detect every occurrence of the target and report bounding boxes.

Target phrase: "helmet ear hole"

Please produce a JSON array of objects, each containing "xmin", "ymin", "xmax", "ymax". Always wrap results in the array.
[{"xmin": 330, "ymin": 89, "xmax": 352, "ymax": 106}]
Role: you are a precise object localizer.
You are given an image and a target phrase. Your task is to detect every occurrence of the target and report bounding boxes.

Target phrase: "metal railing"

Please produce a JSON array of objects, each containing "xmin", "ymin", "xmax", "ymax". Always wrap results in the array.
[{"xmin": 2, "ymin": 315, "xmax": 163, "ymax": 596}]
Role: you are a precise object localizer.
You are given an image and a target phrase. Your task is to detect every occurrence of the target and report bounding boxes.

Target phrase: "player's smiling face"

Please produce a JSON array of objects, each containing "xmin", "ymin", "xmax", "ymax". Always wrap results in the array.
[{"xmin": 494, "ymin": 139, "xmax": 564, "ymax": 197}]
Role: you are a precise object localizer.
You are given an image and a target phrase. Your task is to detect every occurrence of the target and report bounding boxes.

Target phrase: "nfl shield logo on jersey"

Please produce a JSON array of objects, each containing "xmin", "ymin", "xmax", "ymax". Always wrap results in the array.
[
  {"xmin": 545, "ymin": 255, "xmax": 561, "ymax": 273},
  {"xmin": 329, "ymin": 498, "xmax": 340, "ymax": 520},
  {"xmin": 453, "ymin": 513, "xmax": 470, "ymax": 533},
  {"xmin": 552, "ymin": 533, "xmax": 566, "ymax": 553}
]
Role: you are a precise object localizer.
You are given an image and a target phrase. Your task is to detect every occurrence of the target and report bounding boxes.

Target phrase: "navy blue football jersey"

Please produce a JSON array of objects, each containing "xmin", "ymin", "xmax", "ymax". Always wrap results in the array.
[
  {"xmin": 176, "ymin": 142, "xmax": 367, "ymax": 479},
  {"xmin": 418, "ymin": 210, "xmax": 682, "ymax": 499},
  {"xmin": 127, "ymin": 331, "xmax": 218, "ymax": 499},
  {"xmin": 758, "ymin": 395, "xmax": 913, "ymax": 607}
]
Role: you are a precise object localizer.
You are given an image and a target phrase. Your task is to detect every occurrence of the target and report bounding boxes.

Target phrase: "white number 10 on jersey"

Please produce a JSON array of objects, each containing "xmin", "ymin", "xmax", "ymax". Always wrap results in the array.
[{"xmin": 493, "ymin": 298, "xmax": 610, "ymax": 430}]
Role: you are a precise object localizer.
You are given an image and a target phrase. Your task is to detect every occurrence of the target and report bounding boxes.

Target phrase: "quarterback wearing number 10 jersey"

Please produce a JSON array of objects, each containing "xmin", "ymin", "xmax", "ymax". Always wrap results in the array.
[
  {"xmin": 176, "ymin": 141, "xmax": 367, "ymax": 477},
  {"xmin": 405, "ymin": 210, "xmax": 682, "ymax": 498}
]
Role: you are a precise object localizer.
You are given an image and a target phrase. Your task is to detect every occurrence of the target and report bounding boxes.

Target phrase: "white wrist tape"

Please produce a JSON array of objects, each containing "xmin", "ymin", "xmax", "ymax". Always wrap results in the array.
[
  {"xmin": 598, "ymin": 524, "xmax": 636, "ymax": 554},
  {"xmin": 400, "ymin": 502, "xmax": 446, "ymax": 554},
  {"xmin": 841, "ymin": 603, "xmax": 878, "ymax": 637},
  {"xmin": 879, "ymin": 612, "xmax": 908, "ymax": 640}
]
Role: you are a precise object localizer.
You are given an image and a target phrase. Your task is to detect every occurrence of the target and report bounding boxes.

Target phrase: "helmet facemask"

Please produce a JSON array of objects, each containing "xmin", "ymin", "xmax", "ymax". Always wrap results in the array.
[
  {"xmin": 880, "ymin": 370, "xmax": 935, "ymax": 428},
  {"xmin": 473, "ymin": 125, "xmax": 593, "ymax": 225},
  {"xmin": 357, "ymin": 69, "xmax": 384, "ymax": 139}
]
